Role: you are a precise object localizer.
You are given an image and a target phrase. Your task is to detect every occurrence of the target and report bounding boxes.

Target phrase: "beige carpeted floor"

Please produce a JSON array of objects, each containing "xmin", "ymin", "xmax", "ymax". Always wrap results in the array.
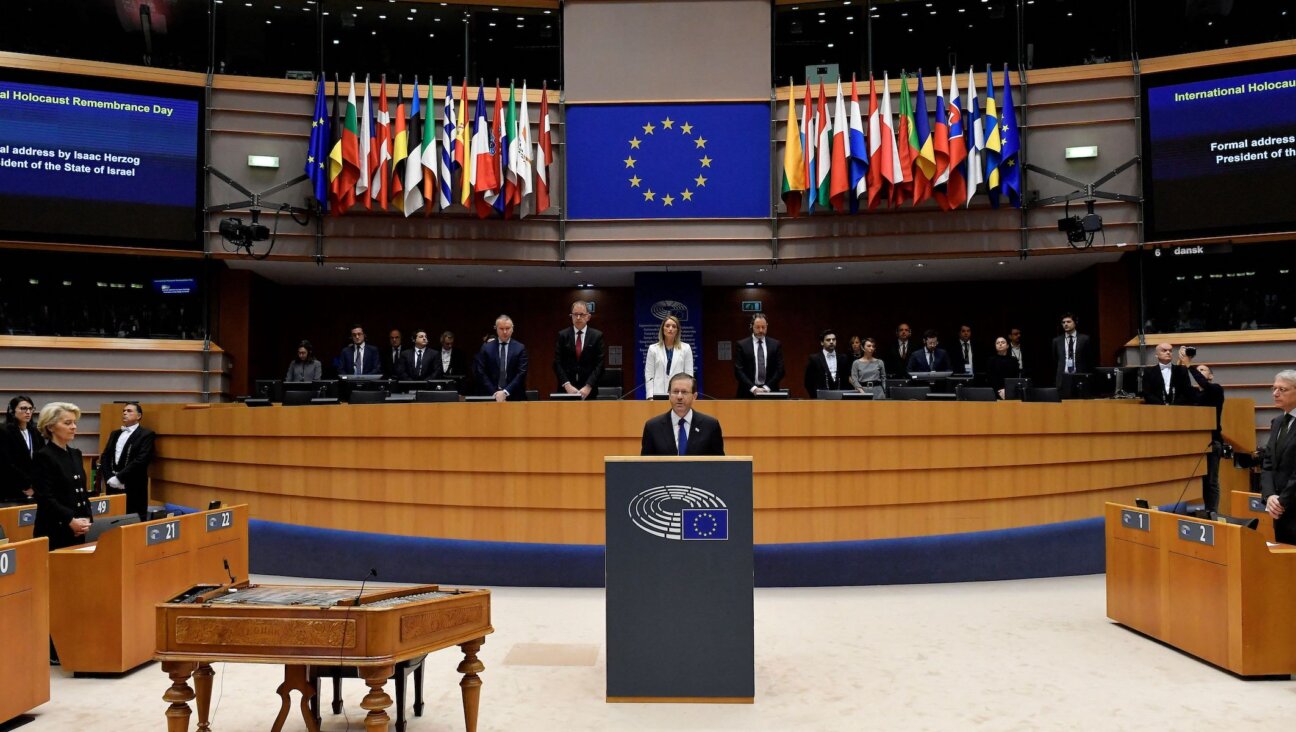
[{"xmin": 18, "ymin": 573, "xmax": 1296, "ymax": 731}]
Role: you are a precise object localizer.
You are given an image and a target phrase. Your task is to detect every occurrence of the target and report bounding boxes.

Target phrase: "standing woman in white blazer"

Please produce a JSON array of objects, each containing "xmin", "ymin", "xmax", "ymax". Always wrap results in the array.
[{"xmin": 644, "ymin": 315, "xmax": 693, "ymax": 399}]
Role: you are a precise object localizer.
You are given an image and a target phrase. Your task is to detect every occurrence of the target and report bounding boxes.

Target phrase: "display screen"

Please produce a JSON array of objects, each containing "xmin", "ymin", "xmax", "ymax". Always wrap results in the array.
[
  {"xmin": 0, "ymin": 69, "xmax": 203, "ymax": 249},
  {"xmin": 1143, "ymin": 60, "xmax": 1296, "ymax": 241}
]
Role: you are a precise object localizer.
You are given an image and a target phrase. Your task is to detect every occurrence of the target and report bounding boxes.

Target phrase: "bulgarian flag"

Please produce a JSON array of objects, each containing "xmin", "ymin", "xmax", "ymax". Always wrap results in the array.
[
  {"xmin": 829, "ymin": 79, "xmax": 850, "ymax": 212},
  {"xmin": 779, "ymin": 81, "xmax": 807, "ymax": 217},
  {"xmin": 814, "ymin": 80, "xmax": 831, "ymax": 211},
  {"xmin": 535, "ymin": 82, "xmax": 553, "ymax": 214},
  {"xmin": 356, "ymin": 75, "xmax": 372, "ymax": 203},
  {"xmin": 333, "ymin": 74, "xmax": 360, "ymax": 215}
]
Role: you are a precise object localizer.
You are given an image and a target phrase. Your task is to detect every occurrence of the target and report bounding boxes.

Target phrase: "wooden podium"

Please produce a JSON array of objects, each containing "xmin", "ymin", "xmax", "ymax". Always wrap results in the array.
[
  {"xmin": 1105, "ymin": 502, "xmax": 1296, "ymax": 676},
  {"xmin": 1228, "ymin": 490, "xmax": 1275, "ymax": 542},
  {"xmin": 50, "ymin": 505, "xmax": 248, "ymax": 674},
  {"xmin": 0, "ymin": 537, "xmax": 50, "ymax": 724}
]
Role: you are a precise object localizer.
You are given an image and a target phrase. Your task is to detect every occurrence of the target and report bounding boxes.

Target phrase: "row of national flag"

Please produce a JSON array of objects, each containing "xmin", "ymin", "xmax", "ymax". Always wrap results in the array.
[
  {"xmin": 781, "ymin": 64, "xmax": 1021, "ymax": 216},
  {"xmin": 306, "ymin": 75, "xmax": 554, "ymax": 218}
]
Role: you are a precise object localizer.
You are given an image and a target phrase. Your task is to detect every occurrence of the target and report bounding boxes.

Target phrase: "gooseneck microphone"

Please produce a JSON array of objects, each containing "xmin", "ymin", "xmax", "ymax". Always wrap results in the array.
[{"xmin": 222, "ymin": 558, "xmax": 238, "ymax": 592}]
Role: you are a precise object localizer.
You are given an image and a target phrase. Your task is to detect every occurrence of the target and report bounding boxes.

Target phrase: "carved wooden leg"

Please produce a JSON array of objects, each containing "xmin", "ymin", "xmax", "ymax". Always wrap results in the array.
[
  {"xmin": 193, "ymin": 663, "xmax": 215, "ymax": 732},
  {"xmin": 162, "ymin": 661, "xmax": 197, "ymax": 732},
  {"xmin": 359, "ymin": 664, "xmax": 396, "ymax": 732},
  {"xmin": 270, "ymin": 665, "xmax": 319, "ymax": 732},
  {"xmin": 458, "ymin": 638, "xmax": 486, "ymax": 732}
]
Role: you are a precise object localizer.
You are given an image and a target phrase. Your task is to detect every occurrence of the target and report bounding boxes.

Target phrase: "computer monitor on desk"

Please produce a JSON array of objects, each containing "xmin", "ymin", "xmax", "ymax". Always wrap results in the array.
[
  {"xmin": 753, "ymin": 390, "xmax": 790, "ymax": 399},
  {"xmin": 254, "ymin": 379, "xmax": 283, "ymax": 402},
  {"xmin": 549, "ymin": 392, "xmax": 583, "ymax": 401},
  {"xmin": 1092, "ymin": 367, "xmax": 1138, "ymax": 398},
  {"xmin": 907, "ymin": 371, "xmax": 953, "ymax": 380}
]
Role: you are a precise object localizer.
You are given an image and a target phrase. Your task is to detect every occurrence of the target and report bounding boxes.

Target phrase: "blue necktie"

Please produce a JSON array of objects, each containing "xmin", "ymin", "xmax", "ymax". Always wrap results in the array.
[{"xmin": 677, "ymin": 417, "xmax": 688, "ymax": 456}]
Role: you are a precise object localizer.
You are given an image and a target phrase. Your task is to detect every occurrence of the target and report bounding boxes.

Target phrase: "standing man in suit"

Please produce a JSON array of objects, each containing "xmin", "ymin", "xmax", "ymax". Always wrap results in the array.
[
  {"xmin": 1051, "ymin": 313, "xmax": 1092, "ymax": 386},
  {"xmin": 883, "ymin": 323, "xmax": 916, "ymax": 379},
  {"xmin": 733, "ymin": 313, "xmax": 784, "ymax": 398},
  {"xmin": 949, "ymin": 324, "xmax": 979, "ymax": 376},
  {"xmin": 1008, "ymin": 327, "xmax": 1026, "ymax": 380},
  {"xmin": 641, "ymin": 373, "xmax": 725, "ymax": 456},
  {"xmin": 804, "ymin": 329, "xmax": 850, "ymax": 397},
  {"xmin": 1262, "ymin": 370, "xmax": 1296, "ymax": 544},
  {"xmin": 395, "ymin": 330, "xmax": 437, "ymax": 381},
  {"xmin": 908, "ymin": 329, "xmax": 952, "ymax": 373},
  {"xmin": 100, "ymin": 401, "xmax": 156, "ymax": 520},
  {"xmin": 437, "ymin": 331, "xmax": 471, "ymax": 393},
  {"xmin": 1140, "ymin": 343, "xmax": 1193, "ymax": 405},
  {"xmin": 473, "ymin": 314, "xmax": 529, "ymax": 401},
  {"xmin": 339, "ymin": 325, "xmax": 382, "ymax": 376},
  {"xmin": 554, "ymin": 300, "xmax": 606, "ymax": 399},
  {"xmin": 381, "ymin": 329, "xmax": 405, "ymax": 379}
]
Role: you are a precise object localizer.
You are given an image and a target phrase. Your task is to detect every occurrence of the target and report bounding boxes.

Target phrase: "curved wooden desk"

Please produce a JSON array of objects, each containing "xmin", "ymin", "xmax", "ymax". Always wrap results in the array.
[{"xmin": 139, "ymin": 399, "xmax": 1219, "ymax": 545}]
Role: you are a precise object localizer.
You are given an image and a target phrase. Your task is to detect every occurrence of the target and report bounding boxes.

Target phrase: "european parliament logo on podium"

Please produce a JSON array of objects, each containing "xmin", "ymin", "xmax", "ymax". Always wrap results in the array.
[{"xmin": 605, "ymin": 458, "xmax": 753, "ymax": 702}]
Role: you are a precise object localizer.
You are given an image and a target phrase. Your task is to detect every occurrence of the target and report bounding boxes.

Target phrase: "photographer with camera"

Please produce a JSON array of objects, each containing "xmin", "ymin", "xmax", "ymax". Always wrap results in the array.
[{"xmin": 1184, "ymin": 351, "xmax": 1226, "ymax": 513}]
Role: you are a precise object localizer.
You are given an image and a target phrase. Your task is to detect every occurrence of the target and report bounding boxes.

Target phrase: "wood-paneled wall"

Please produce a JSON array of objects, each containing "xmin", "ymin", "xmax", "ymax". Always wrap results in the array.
[{"xmin": 142, "ymin": 399, "xmax": 1216, "ymax": 545}]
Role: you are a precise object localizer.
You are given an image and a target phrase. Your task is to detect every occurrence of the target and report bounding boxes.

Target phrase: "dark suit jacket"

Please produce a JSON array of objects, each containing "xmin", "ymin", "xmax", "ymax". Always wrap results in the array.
[
  {"xmin": 0, "ymin": 422, "xmax": 44, "ymax": 503},
  {"xmin": 1051, "ymin": 332, "xmax": 1093, "ymax": 386},
  {"xmin": 101, "ymin": 425, "xmax": 156, "ymax": 519},
  {"xmin": 1261, "ymin": 412, "xmax": 1296, "ymax": 544},
  {"xmin": 985, "ymin": 354, "xmax": 1022, "ymax": 391},
  {"xmin": 380, "ymin": 346, "xmax": 405, "ymax": 379},
  {"xmin": 908, "ymin": 348, "xmax": 952, "ymax": 374},
  {"xmin": 882, "ymin": 340, "xmax": 916, "ymax": 379},
  {"xmin": 32, "ymin": 443, "xmax": 91, "ymax": 550},
  {"xmin": 473, "ymin": 339, "xmax": 529, "ymax": 400},
  {"xmin": 338, "ymin": 343, "xmax": 382, "ymax": 376},
  {"xmin": 1140, "ymin": 364, "xmax": 1194, "ymax": 405},
  {"xmin": 640, "ymin": 410, "xmax": 725, "ymax": 456},
  {"xmin": 436, "ymin": 348, "xmax": 471, "ymax": 379},
  {"xmin": 733, "ymin": 336, "xmax": 785, "ymax": 398},
  {"xmin": 949, "ymin": 340, "xmax": 981, "ymax": 375},
  {"xmin": 804, "ymin": 351, "xmax": 851, "ymax": 397},
  {"xmin": 395, "ymin": 348, "xmax": 439, "ymax": 381},
  {"xmin": 553, "ymin": 327, "xmax": 606, "ymax": 392}
]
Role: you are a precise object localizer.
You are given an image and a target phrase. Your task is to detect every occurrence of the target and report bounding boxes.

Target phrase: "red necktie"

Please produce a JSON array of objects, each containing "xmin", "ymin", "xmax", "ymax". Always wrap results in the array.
[{"xmin": 575, "ymin": 331, "xmax": 583, "ymax": 359}]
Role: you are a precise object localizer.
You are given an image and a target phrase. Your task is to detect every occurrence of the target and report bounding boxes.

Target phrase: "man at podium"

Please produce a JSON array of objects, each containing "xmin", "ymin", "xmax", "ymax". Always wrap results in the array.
[{"xmin": 640, "ymin": 374, "xmax": 724, "ymax": 457}]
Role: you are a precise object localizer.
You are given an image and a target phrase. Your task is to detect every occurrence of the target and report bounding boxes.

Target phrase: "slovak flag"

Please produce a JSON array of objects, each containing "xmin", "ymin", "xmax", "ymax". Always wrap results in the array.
[{"xmin": 940, "ymin": 69, "xmax": 969, "ymax": 211}]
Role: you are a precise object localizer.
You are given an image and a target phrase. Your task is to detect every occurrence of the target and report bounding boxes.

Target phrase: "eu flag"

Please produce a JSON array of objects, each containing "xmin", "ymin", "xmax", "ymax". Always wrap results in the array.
[
  {"xmin": 306, "ymin": 76, "xmax": 330, "ymax": 211},
  {"xmin": 681, "ymin": 508, "xmax": 728, "ymax": 541},
  {"xmin": 566, "ymin": 103, "xmax": 770, "ymax": 219}
]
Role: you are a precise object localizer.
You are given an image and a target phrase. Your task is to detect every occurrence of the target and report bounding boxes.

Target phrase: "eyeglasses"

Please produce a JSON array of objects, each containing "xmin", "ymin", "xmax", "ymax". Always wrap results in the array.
[{"xmin": 15, "ymin": 406, "xmax": 33, "ymax": 412}]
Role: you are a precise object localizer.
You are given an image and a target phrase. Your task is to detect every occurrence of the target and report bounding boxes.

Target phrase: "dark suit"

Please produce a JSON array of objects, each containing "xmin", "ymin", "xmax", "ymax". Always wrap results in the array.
[
  {"xmin": 437, "ymin": 348, "xmax": 471, "ymax": 379},
  {"xmin": 908, "ymin": 348, "xmax": 952, "ymax": 374},
  {"xmin": 32, "ymin": 443, "xmax": 91, "ymax": 550},
  {"xmin": 553, "ymin": 327, "xmax": 606, "ymax": 393},
  {"xmin": 985, "ymin": 354, "xmax": 1022, "ymax": 391},
  {"xmin": 804, "ymin": 351, "xmax": 850, "ymax": 397},
  {"xmin": 733, "ymin": 336, "xmax": 785, "ymax": 398},
  {"xmin": 1261, "ymin": 412, "xmax": 1296, "ymax": 544},
  {"xmin": 381, "ymin": 346, "xmax": 405, "ymax": 379},
  {"xmin": 1051, "ymin": 332, "xmax": 1093, "ymax": 386},
  {"xmin": 395, "ymin": 348, "xmax": 439, "ymax": 381},
  {"xmin": 882, "ymin": 340, "xmax": 916, "ymax": 379},
  {"xmin": 0, "ymin": 422, "xmax": 44, "ymax": 503},
  {"xmin": 338, "ymin": 343, "xmax": 382, "ymax": 376},
  {"xmin": 473, "ymin": 339, "xmax": 529, "ymax": 400},
  {"xmin": 1139, "ymin": 364, "xmax": 1194, "ymax": 405},
  {"xmin": 100, "ymin": 425, "xmax": 156, "ymax": 520},
  {"xmin": 949, "ymin": 340, "xmax": 980, "ymax": 375},
  {"xmin": 640, "ymin": 410, "xmax": 725, "ymax": 456}
]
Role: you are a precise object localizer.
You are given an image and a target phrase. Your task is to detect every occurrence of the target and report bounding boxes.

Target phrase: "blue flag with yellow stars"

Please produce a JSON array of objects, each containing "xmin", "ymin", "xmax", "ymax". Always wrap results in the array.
[
  {"xmin": 305, "ymin": 76, "xmax": 330, "ymax": 211},
  {"xmin": 566, "ymin": 103, "xmax": 770, "ymax": 219}
]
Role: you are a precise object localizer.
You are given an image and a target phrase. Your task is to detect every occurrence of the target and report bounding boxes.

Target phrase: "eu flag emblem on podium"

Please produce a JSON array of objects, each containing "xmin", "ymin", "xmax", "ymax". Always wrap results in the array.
[
  {"xmin": 566, "ymin": 103, "xmax": 770, "ymax": 219},
  {"xmin": 682, "ymin": 508, "xmax": 728, "ymax": 541}
]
